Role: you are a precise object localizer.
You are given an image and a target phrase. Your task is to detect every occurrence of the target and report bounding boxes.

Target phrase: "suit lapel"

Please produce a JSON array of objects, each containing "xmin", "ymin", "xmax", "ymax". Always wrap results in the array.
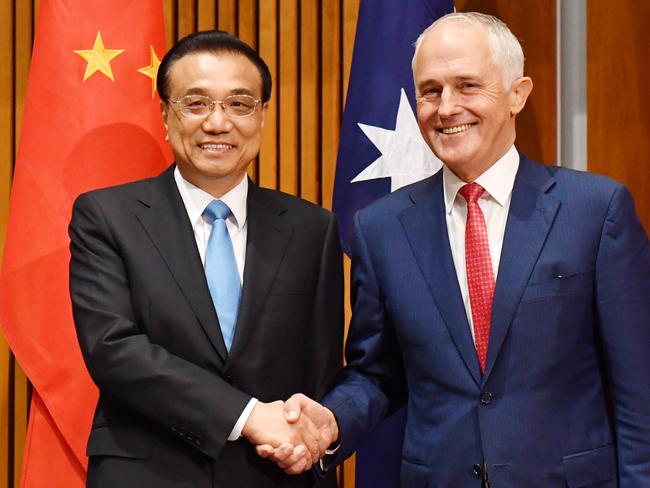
[
  {"xmin": 224, "ymin": 183, "xmax": 292, "ymax": 369},
  {"xmin": 134, "ymin": 165, "xmax": 229, "ymax": 361},
  {"xmin": 483, "ymin": 157, "xmax": 559, "ymax": 380},
  {"xmin": 400, "ymin": 174, "xmax": 482, "ymax": 386}
]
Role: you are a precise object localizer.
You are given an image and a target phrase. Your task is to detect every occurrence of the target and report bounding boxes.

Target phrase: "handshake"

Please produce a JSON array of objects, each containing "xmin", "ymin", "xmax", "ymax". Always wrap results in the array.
[{"xmin": 241, "ymin": 394, "xmax": 339, "ymax": 474}]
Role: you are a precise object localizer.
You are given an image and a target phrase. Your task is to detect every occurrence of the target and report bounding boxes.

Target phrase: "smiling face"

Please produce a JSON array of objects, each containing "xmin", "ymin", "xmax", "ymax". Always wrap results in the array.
[
  {"xmin": 413, "ymin": 21, "xmax": 531, "ymax": 181},
  {"xmin": 161, "ymin": 51, "xmax": 267, "ymax": 197}
]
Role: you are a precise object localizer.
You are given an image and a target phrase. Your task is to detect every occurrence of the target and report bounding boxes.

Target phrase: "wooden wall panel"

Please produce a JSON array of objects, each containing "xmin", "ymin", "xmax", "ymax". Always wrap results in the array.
[
  {"xmin": 342, "ymin": 0, "xmax": 359, "ymax": 103},
  {"xmin": 278, "ymin": 0, "xmax": 299, "ymax": 195},
  {"xmin": 299, "ymin": 1, "xmax": 320, "ymax": 204},
  {"xmin": 216, "ymin": 0, "xmax": 235, "ymax": 32},
  {"xmin": 320, "ymin": 1, "xmax": 341, "ymax": 210},
  {"xmin": 587, "ymin": 0, "xmax": 650, "ymax": 232},
  {"xmin": 237, "ymin": 0, "xmax": 257, "ymax": 47},
  {"xmin": 14, "ymin": 0, "xmax": 33, "ymax": 148},
  {"xmin": 258, "ymin": 0, "xmax": 279, "ymax": 189},
  {"xmin": 163, "ymin": 0, "xmax": 175, "ymax": 49},
  {"xmin": 198, "ymin": 0, "xmax": 216, "ymax": 31},
  {"xmin": 455, "ymin": 0, "xmax": 558, "ymax": 164},
  {"xmin": 177, "ymin": 0, "xmax": 197, "ymax": 38},
  {"xmin": 0, "ymin": 0, "xmax": 15, "ymax": 483},
  {"xmin": 2, "ymin": 0, "xmax": 35, "ymax": 482},
  {"xmin": 0, "ymin": 336, "xmax": 9, "ymax": 488}
]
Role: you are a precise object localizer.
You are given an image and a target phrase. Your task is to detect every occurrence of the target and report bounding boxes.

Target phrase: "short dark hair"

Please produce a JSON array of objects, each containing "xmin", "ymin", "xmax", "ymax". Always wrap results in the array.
[{"xmin": 157, "ymin": 30, "xmax": 272, "ymax": 103}]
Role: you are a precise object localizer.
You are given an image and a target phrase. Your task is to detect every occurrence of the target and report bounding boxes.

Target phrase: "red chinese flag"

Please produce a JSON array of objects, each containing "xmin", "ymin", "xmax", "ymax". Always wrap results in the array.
[{"xmin": 0, "ymin": 1, "xmax": 170, "ymax": 485}]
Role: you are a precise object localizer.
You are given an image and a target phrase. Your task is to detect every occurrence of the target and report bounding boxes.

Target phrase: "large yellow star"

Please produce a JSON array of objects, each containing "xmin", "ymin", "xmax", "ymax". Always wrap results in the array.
[
  {"xmin": 74, "ymin": 31, "xmax": 125, "ymax": 82},
  {"xmin": 137, "ymin": 46, "xmax": 162, "ymax": 98}
]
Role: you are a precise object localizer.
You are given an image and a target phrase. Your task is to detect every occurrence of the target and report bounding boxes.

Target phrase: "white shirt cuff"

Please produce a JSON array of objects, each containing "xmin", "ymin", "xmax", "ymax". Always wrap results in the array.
[
  {"xmin": 318, "ymin": 442, "xmax": 341, "ymax": 472},
  {"xmin": 228, "ymin": 398, "xmax": 258, "ymax": 441}
]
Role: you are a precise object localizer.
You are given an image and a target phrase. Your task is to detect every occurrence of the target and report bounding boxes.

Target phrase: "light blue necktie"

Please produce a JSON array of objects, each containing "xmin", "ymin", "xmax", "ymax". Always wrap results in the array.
[{"xmin": 203, "ymin": 200, "xmax": 241, "ymax": 351}]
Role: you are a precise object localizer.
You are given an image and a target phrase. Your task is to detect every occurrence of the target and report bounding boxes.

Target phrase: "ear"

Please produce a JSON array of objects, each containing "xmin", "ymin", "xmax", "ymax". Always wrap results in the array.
[
  {"xmin": 160, "ymin": 101, "xmax": 170, "ymax": 130},
  {"xmin": 260, "ymin": 102, "xmax": 269, "ymax": 129},
  {"xmin": 509, "ymin": 76, "xmax": 533, "ymax": 116}
]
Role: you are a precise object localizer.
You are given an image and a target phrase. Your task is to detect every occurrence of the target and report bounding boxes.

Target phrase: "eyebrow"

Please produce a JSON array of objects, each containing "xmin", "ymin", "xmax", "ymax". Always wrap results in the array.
[
  {"xmin": 417, "ymin": 75, "xmax": 481, "ymax": 91},
  {"xmin": 229, "ymin": 88, "xmax": 256, "ymax": 96},
  {"xmin": 180, "ymin": 87, "xmax": 258, "ymax": 97}
]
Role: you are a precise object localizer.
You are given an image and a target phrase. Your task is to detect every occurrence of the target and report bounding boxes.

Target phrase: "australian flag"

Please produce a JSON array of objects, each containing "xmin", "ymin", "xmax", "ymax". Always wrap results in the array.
[
  {"xmin": 332, "ymin": 0, "xmax": 454, "ymax": 486},
  {"xmin": 333, "ymin": 0, "xmax": 453, "ymax": 255}
]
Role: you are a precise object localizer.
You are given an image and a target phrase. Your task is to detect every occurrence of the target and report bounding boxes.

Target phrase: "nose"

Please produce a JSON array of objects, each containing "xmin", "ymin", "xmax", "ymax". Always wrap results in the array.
[
  {"xmin": 437, "ymin": 87, "xmax": 461, "ymax": 118},
  {"xmin": 201, "ymin": 104, "xmax": 233, "ymax": 133}
]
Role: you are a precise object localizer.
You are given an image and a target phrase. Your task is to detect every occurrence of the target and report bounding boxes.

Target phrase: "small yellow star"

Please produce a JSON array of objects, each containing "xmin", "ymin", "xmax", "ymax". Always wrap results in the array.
[
  {"xmin": 137, "ymin": 46, "xmax": 162, "ymax": 98},
  {"xmin": 74, "ymin": 31, "xmax": 125, "ymax": 82}
]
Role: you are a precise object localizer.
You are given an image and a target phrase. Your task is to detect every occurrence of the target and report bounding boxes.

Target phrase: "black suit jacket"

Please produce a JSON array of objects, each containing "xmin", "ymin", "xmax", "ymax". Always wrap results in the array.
[{"xmin": 69, "ymin": 165, "xmax": 343, "ymax": 487}]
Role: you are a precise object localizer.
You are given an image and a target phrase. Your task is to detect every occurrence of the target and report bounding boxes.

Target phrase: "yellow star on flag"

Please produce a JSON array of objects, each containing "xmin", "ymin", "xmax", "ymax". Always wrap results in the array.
[
  {"xmin": 137, "ymin": 45, "xmax": 162, "ymax": 98},
  {"xmin": 74, "ymin": 31, "xmax": 125, "ymax": 81}
]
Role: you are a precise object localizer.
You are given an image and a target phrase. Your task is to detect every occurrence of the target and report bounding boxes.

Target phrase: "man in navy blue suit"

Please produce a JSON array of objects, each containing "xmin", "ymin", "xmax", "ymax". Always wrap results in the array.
[{"xmin": 258, "ymin": 11, "xmax": 650, "ymax": 487}]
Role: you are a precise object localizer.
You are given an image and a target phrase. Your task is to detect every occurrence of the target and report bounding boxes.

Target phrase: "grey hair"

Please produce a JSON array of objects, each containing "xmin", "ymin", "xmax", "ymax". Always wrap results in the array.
[{"xmin": 411, "ymin": 12, "xmax": 524, "ymax": 89}]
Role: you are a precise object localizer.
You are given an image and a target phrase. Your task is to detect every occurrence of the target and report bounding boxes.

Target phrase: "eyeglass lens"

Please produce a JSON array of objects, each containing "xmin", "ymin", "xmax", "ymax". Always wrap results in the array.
[{"xmin": 176, "ymin": 95, "xmax": 258, "ymax": 117}]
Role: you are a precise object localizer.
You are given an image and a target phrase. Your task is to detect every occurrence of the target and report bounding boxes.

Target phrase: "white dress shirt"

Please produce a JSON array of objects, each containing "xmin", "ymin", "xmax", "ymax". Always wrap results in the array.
[
  {"xmin": 174, "ymin": 167, "xmax": 257, "ymax": 441},
  {"xmin": 444, "ymin": 145, "xmax": 519, "ymax": 342}
]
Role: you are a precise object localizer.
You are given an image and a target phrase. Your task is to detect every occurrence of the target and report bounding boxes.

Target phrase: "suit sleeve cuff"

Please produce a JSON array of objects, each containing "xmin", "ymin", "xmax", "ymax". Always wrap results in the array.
[{"xmin": 228, "ymin": 397, "xmax": 258, "ymax": 441}]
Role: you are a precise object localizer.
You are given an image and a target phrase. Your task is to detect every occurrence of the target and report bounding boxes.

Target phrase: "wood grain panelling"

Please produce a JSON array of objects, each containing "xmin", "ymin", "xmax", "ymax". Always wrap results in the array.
[
  {"xmin": 587, "ymin": 0, "xmax": 650, "ymax": 232},
  {"xmin": 238, "ymin": 0, "xmax": 259, "ymax": 181},
  {"xmin": 258, "ymin": 0, "xmax": 279, "ymax": 189},
  {"xmin": 279, "ymin": 0, "xmax": 299, "ymax": 195},
  {"xmin": 163, "ymin": 0, "xmax": 175, "ymax": 49},
  {"xmin": 0, "ymin": 0, "xmax": 14, "ymax": 245},
  {"xmin": 177, "ymin": 0, "xmax": 197, "ymax": 38},
  {"xmin": 217, "ymin": 0, "xmax": 235, "ymax": 32},
  {"xmin": 299, "ymin": 1, "xmax": 320, "ymax": 204},
  {"xmin": 0, "ymin": 336, "xmax": 9, "ymax": 488},
  {"xmin": 198, "ymin": 0, "xmax": 216, "ymax": 30},
  {"xmin": 0, "ymin": 2, "xmax": 15, "ymax": 486},
  {"xmin": 320, "ymin": 0, "xmax": 341, "ymax": 210},
  {"xmin": 237, "ymin": 0, "xmax": 257, "ymax": 47},
  {"xmin": 14, "ymin": 0, "xmax": 33, "ymax": 148},
  {"xmin": 342, "ymin": 0, "xmax": 359, "ymax": 103},
  {"xmin": 456, "ymin": 0, "xmax": 557, "ymax": 164}
]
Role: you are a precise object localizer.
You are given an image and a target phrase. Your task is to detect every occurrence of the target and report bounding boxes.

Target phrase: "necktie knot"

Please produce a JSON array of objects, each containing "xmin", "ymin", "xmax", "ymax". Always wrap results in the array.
[
  {"xmin": 204, "ymin": 200, "xmax": 231, "ymax": 223},
  {"xmin": 459, "ymin": 182, "xmax": 485, "ymax": 204}
]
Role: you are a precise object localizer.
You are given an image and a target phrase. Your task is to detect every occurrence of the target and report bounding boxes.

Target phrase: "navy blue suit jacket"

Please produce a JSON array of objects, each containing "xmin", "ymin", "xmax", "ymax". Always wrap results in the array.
[{"xmin": 324, "ymin": 156, "xmax": 650, "ymax": 487}]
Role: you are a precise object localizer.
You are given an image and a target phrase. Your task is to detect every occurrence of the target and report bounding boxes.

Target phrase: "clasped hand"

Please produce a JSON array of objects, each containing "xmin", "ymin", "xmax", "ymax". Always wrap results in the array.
[{"xmin": 242, "ymin": 394, "xmax": 339, "ymax": 474}]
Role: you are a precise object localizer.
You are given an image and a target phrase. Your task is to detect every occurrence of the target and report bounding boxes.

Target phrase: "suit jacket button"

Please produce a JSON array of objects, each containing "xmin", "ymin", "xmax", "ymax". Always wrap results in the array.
[
  {"xmin": 480, "ymin": 391, "xmax": 492, "ymax": 404},
  {"xmin": 472, "ymin": 463, "xmax": 482, "ymax": 478}
]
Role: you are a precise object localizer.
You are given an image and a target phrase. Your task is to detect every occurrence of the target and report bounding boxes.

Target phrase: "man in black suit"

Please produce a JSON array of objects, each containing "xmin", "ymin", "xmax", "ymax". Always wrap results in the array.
[{"xmin": 69, "ymin": 30, "xmax": 343, "ymax": 487}]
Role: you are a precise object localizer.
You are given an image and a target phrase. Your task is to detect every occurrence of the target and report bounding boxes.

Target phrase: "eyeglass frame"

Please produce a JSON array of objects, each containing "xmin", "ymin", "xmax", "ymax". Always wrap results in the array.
[{"xmin": 166, "ymin": 93, "xmax": 264, "ymax": 119}]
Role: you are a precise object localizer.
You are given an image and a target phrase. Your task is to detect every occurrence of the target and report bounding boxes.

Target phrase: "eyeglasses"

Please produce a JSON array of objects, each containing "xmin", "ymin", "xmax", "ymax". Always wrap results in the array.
[{"xmin": 168, "ymin": 94, "xmax": 262, "ymax": 118}]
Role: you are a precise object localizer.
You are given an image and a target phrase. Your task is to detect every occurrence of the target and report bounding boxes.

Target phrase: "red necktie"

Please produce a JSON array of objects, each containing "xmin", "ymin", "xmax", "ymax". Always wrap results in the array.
[{"xmin": 459, "ymin": 183, "xmax": 494, "ymax": 373}]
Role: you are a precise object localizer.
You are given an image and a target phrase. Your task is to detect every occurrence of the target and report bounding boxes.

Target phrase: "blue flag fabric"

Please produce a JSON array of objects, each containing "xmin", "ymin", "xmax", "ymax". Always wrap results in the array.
[
  {"xmin": 333, "ymin": 0, "xmax": 454, "ymax": 255},
  {"xmin": 332, "ymin": 1, "xmax": 454, "ymax": 486}
]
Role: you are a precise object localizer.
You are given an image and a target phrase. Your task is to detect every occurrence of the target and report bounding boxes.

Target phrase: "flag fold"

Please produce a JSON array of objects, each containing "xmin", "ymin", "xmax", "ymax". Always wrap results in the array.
[{"xmin": 0, "ymin": 1, "xmax": 169, "ymax": 486}]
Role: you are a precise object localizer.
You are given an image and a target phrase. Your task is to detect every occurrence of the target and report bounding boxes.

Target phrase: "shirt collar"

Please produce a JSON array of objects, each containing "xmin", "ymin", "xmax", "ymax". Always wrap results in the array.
[
  {"xmin": 173, "ymin": 167, "xmax": 248, "ymax": 228},
  {"xmin": 443, "ymin": 145, "xmax": 519, "ymax": 214}
]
